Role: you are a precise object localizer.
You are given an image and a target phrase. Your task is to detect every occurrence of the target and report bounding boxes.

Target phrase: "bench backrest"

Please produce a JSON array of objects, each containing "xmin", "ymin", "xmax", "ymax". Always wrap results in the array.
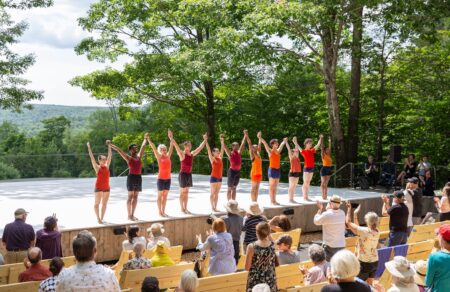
[
  {"xmin": 0, "ymin": 281, "xmax": 41, "ymax": 292},
  {"xmin": 198, "ymin": 271, "xmax": 248, "ymax": 292},
  {"xmin": 276, "ymin": 261, "xmax": 313, "ymax": 289},
  {"xmin": 284, "ymin": 281, "xmax": 327, "ymax": 292},
  {"xmin": 407, "ymin": 221, "xmax": 450, "ymax": 244},
  {"xmin": 271, "ymin": 228, "xmax": 302, "ymax": 250},
  {"xmin": 406, "ymin": 239, "xmax": 435, "ymax": 262},
  {"xmin": 345, "ymin": 236, "xmax": 358, "ymax": 253},
  {"xmin": 379, "ymin": 216, "xmax": 390, "ymax": 232},
  {"xmin": 143, "ymin": 245, "xmax": 183, "ymax": 263}
]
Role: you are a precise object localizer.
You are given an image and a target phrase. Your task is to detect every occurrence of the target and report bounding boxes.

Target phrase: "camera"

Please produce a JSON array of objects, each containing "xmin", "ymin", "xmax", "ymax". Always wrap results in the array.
[
  {"xmin": 206, "ymin": 214, "xmax": 217, "ymax": 225},
  {"xmin": 351, "ymin": 203, "xmax": 360, "ymax": 209},
  {"xmin": 282, "ymin": 208, "xmax": 294, "ymax": 216}
]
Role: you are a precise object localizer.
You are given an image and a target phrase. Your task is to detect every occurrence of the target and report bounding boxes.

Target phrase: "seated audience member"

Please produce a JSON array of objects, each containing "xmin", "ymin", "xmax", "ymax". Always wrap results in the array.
[
  {"xmin": 19, "ymin": 247, "xmax": 52, "ymax": 282},
  {"xmin": 196, "ymin": 218, "xmax": 236, "ymax": 275},
  {"xmin": 425, "ymin": 224, "xmax": 450, "ymax": 292},
  {"xmin": 150, "ymin": 241, "xmax": 175, "ymax": 267},
  {"xmin": 397, "ymin": 154, "xmax": 417, "ymax": 183},
  {"xmin": 364, "ymin": 155, "xmax": 379, "ymax": 187},
  {"xmin": 56, "ymin": 230, "xmax": 120, "ymax": 291},
  {"xmin": 2, "ymin": 208, "xmax": 35, "ymax": 264},
  {"xmin": 147, "ymin": 223, "xmax": 170, "ymax": 250},
  {"xmin": 122, "ymin": 242, "xmax": 151, "ymax": 271},
  {"xmin": 321, "ymin": 249, "xmax": 372, "ymax": 292},
  {"xmin": 243, "ymin": 202, "xmax": 267, "ymax": 250},
  {"xmin": 434, "ymin": 186, "xmax": 450, "ymax": 221},
  {"xmin": 174, "ymin": 269, "xmax": 198, "ymax": 292},
  {"xmin": 313, "ymin": 195, "xmax": 345, "ymax": 261},
  {"xmin": 385, "ymin": 256, "xmax": 419, "ymax": 292},
  {"xmin": 221, "ymin": 200, "xmax": 244, "ymax": 264},
  {"xmin": 413, "ymin": 260, "xmax": 427, "ymax": 292},
  {"xmin": 252, "ymin": 283, "xmax": 271, "ymax": 292},
  {"xmin": 346, "ymin": 202, "xmax": 380, "ymax": 285},
  {"xmin": 141, "ymin": 276, "xmax": 160, "ymax": 292},
  {"xmin": 382, "ymin": 192, "xmax": 409, "ymax": 246},
  {"xmin": 299, "ymin": 244, "xmax": 329, "ymax": 285},
  {"xmin": 268, "ymin": 214, "xmax": 292, "ymax": 232},
  {"xmin": 39, "ymin": 257, "xmax": 64, "ymax": 292},
  {"xmin": 36, "ymin": 215, "xmax": 63, "ymax": 260},
  {"xmin": 123, "ymin": 225, "xmax": 147, "ymax": 251},
  {"xmin": 417, "ymin": 155, "xmax": 432, "ymax": 181},
  {"xmin": 422, "ymin": 170, "xmax": 435, "ymax": 196},
  {"xmin": 276, "ymin": 235, "xmax": 300, "ymax": 265}
]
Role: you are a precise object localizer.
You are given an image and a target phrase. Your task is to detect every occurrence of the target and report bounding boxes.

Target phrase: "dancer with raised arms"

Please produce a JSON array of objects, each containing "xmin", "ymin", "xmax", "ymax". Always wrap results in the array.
[
  {"xmin": 246, "ymin": 132, "xmax": 262, "ymax": 202},
  {"xmin": 87, "ymin": 140, "xmax": 112, "ymax": 224},
  {"xmin": 286, "ymin": 137, "xmax": 301, "ymax": 204},
  {"xmin": 205, "ymin": 138, "xmax": 225, "ymax": 212},
  {"xmin": 146, "ymin": 131, "xmax": 173, "ymax": 217},
  {"xmin": 259, "ymin": 132, "xmax": 287, "ymax": 205},
  {"xmin": 168, "ymin": 129, "xmax": 207, "ymax": 214},
  {"xmin": 110, "ymin": 133, "xmax": 148, "ymax": 221},
  {"xmin": 221, "ymin": 130, "xmax": 247, "ymax": 200},
  {"xmin": 320, "ymin": 136, "xmax": 332, "ymax": 200}
]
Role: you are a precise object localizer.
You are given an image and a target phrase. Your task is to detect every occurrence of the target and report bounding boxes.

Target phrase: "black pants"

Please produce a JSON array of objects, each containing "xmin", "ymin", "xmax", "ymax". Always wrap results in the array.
[{"xmin": 233, "ymin": 240, "xmax": 240, "ymax": 265}]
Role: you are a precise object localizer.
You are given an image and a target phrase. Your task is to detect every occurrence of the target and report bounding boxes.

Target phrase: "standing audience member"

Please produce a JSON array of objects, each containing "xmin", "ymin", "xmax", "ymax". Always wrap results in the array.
[
  {"xmin": 196, "ymin": 218, "xmax": 236, "ymax": 275},
  {"xmin": 147, "ymin": 223, "xmax": 170, "ymax": 250},
  {"xmin": 122, "ymin": 225, "xmax": 146, "ymax": 251},
  {"xmin": 56, "ymin": 230, "xmax": 120, "ymax": 291},
  {"xmin": 299, "ymin": 244, "xmax": 329, "ymax": 285},
  {"xmin": 141, "ymin": 276, "xmax": 160, "ymax": 292},
  {"xmin": 150, "ymin": 241, "xmax": 175, "ymax": 267},
  {"xmin": 382, "ymin": 192, "xmax": 409, "ymax": 246},
  {"xmin": 434, "ymin": 186, "xmax": 450, "ymax": 221},
  {"xmin": 425, "ymin": 224, "xmax": 450, "ymax": 292},
  {"xmin": 413, "ymin": 260, "xmax": 427, "ymax": 292},
  {"xmin": 313, "ymin": 195, "xmax": 346, "ymax": 261},
  {"xmin": 268, "ymin": 215, "xmax": 292, "ymax": 232},
  {"xmin": 122, "ymin": 242, "xmax": 151, "ymax": 271},
  {"xmin": 422, "ymin": 170, "xmax": 435, "ymax": 196},
  {"xmin": 174, "ymin": 269, "xmax": 198, "ymax": 292},
  {"xmin": 246, "ymin": 222, "xmax": 278, "ymax": 292},
  {"xmin": 1, "ymin": 208, "xmax": 35, "ymax": 264},
  {"xmin": 345, "ymin": 202, "xmax": 380, "ymax": 285},
  {"xmin": 321, "ymin": 250, "xmax": 372, "ymax": 292},
  {"xmin": 385, "ymin": 256, "xmax": 419, "ymax": 292},
  {"xmin": 364, "ymin": 155, "xmax": 379, "ymax": 187},
  {"xmin": 39, "ymin": 257, "xmax": 64, "ymax": 292},
  {"xmin": 276, "ymin": 235, "xmax": 300, "ymax": 265},
  {"xmin": 36, "ymin": 215, "xmax": 62, "ymax": 260},
  {"xmin": 19, "ymin": 247, "xmax": 52, "ymax": 282},
  {"xmin": 221, "ymin": 200, "xmax": 244, "ymax": 264},
  {"xmin": 243, "ymin": 202, "xmax": 267, "ymax": 251},
  {"xmin": 406, "ymin": 177, "xmax": 423, "ymax": 225}
]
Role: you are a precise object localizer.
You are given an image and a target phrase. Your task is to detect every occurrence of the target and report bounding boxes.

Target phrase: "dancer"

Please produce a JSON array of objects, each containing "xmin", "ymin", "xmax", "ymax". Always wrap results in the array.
[
  {"xmin": 221, "ymin": 130, "xmax": 247, "ymax": 200},
  {"xmin": 259, "ymin": 132, "xmax": 287, "ymax": 205},
  {"xmin": 168, "ymin": 129, "xmax": 207, "ymax": 214},
  {"xmin": 246, "ymin": 132, "xmax": 262, "ymax": 202},
  {"xmin": 87, "ymin": 140, "xmax": 112, "ymax": 224},
  {"xmin": 320, "ymin": 136, "xmax": 332, "ymax": 200},
  {"xmin": 294, "ymin": 134, "xmax": 323, "ymax": 201},
  {"xmin": 146, "ymin": 132, "xmax": 173, "ymax": 217},
  {"xmin": 110, "ymin": 133, "xmax": 148, "ymax": 221},
  {"xmin": 205, "ymin": 139, "xmax": 224, "ymax": 212},
  {"xmin": 284, "ymin": 138, "xmax": 301, "ymax": 203}
]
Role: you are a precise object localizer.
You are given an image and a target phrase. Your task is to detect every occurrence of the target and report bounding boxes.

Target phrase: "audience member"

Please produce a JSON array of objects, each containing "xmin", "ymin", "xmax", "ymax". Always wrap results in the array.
[
  {"xmin": 425, "ymin": 224, "xmax": 450, "ymax": 292},
  {"xmin": 243, "ymin": 202, "xmax": 267, "ymax": 251},
  {"xmin": 276, "ymin": 235, "xmax": 300, "ymax": 265},
  {"xmin": 39, "ymin": 257, "xmax": 64, "ymax": 292},
  {"xmin": 268, "ymin": 215, "xmax": 292, "ymax": 232},
  {"xmin": 385, "ymin": 256, "xmax": 419, "ymax": 292},
  {"xmin": 174, "ymin": 269, "xmax": 198, "ymax": 292},
  {"xmin": 413, "ymin": 260, "xmax": 427, "ymax": 292},
  {"xmin": 56, "ymin": 230, "xmax": 120, "ymax": 291},
  {"xmin": 299, "ymin": 244, "xmax": 329, "ymax": 285},
  {"xmin": 122, "ymin": 242, "xmax": 151, "ymax": 271},
  {"xmin": 397, "ymin": 154, "xmax": 417, "ymax": 183},
  {"xmin": 313, "ymin": 195, "xmax": 345, "ymax": 261},
  {"xmin": 196, "ymin": 218, "xmax": 236, "ymax": 275},
  {"xmin": 246, "ymin": 222, "xmax": 278, "ymax": 292},
  {"xmin": 392, "ymin": 185, "xmax": 414, "ymax": 234},
  {"xmin": 417, "ymin": 155, "xmax": 432, "ymax": 181},
  {"xmin": 406, "ymin": 177, "xmax": 423, "ymax": 225},
  {"xmin": 321, "ymin": 249, "xmax": 371, "ymax": 292},
  {"xmin": 150, "ymin": 241, "xmax": 175, "ymax": 267},
  {"xmin": 381, "ymin": 155, "xmax": 396, "ymax": 189},
  {"xmin": 221, "ymin": 200, "xmax": 244, "ymax": 264},
  {"xmin": 345, "ymin": 202, "xmax": 380, "ymax": 285},
  {"xmin": 382, "ymin": 192, "xmax": 409, "ymax": 246},
  {"xmin": 1, "ymin": 208, "xmax": 35, "ymax": 264},
  {"xmin": 36, "ymin": 215, "xmax": 62, "ymax": 260},
  {"xmin": 19, "ymin": 247, "xmax": 52, "ymax": 282},
  {"xmin": 422, "ymin": 170, "xmax": 435, "ymax": 196},
  {"xmin": 123, "ymin": 225, "xmax": 147, "ymax": 251},
  {"xmin": 364, "ymin": 155, "xmax": 379, "ymax": 187},
  {"xmin": 141, "ymin": 276, "xmax": 160, "ymax": 292},
  {"xmin": 434, "ymin": 186, "xmax": 450, "ymax": 221},
  {"xmin": 147, "ymin": 223, "xmax": 170, "ymax": 250}
]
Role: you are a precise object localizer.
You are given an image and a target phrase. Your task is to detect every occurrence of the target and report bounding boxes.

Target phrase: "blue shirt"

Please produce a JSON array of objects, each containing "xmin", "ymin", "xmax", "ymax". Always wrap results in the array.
[
  {"xmin": 2, "ymin": 219, "xmax": 35, "ymax": 251},
  {"xmin": 197, "ymin": 232, "xmax": 236, "ymax": 275},
  {"xmin": 425, "ymin": 250, "xmax": 450, "ymax": 292}
]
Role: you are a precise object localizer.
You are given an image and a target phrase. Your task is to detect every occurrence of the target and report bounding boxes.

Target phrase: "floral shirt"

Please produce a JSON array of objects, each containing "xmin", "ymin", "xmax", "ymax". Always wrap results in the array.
[
  {"xmin": 356, "ymin": 226, "xmax": 380, "ymax": 263},
  {"xmin": 40, "ymin": 276, "xmax": 57, "ymax": 292},
  {"xmin": 122, "ymin": 256, "xmax": 151, "ymax": 270}
]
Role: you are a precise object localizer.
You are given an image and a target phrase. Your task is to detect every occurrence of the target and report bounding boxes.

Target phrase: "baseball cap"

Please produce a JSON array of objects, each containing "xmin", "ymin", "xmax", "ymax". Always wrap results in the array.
[
  {"xmin": 14, "ymin": 208, "xmax": 29, "ymax": 216},
  {"xmin": 394, "ymin": 190, "xmax": 405, "ymax": 199},
  {"xmin": 408, "ymin": 177, "xmax": 419, "ymax": 183},
  {"xmin": 276, "ymin": 234, "xmax": 293, "ymax": 246},
  {"xmin": 438, "ymin": 224, "xmax": 450, "ymax": 241}
]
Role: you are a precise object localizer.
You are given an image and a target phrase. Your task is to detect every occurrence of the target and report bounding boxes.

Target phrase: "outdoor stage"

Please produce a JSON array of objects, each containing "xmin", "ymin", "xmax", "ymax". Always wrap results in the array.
[{"xmin": 0, "ymin": 174, "xmax": 434, "ymax": 262}]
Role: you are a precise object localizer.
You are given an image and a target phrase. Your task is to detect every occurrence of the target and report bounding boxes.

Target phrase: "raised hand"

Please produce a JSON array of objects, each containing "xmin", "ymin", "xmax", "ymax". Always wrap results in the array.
[
  {"xmin": 354, "ymin": 204, "xmax": 361, "ymax": 214},
  {"xmin": 195, "ymin": 234, "xmax": 202, "ymax": 243},
  {"xmin": 345, "ymin": 201, "xmax": 351, "ymax": 210},
  {"xmin": 168, "ymin": 129, "xmax": 173, "ymax": 139},
  {"xmin": 283, "ymin": 137, "xmax": 288, "ymax": 143},
  {"xmin": 87, "ymin": 142, "xmax": 91, "ymax": 148},
  {"xmin": 203, "ymin": 133, "xmax": 208, "ymax": 140},
  {"xmin": 243, "ymin": 129, "xmax": 248, "ymax": 136},
  {"xmin": 257, "ymin": 131, "xmax": 262, "ymax": 139},
  {"xmin": 144, "ymin": 132, "xmax": 150, "ymax": 140},
  {"xmin": 106, "ymin": 140, "xmax": 111, "ymax": 145},
  {"xmin": 319, "ymin": 134, "xmax": 324, "ymax": 139},
  {"xmin": 316, "ymin": 200, "xmax": 323, "ymax": 211}
]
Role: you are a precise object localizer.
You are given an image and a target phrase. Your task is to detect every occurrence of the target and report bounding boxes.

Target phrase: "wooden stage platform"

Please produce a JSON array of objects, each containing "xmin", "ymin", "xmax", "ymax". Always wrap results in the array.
[{"xmin": 0, "ymin": 175, "xmax": 437, "ymax": 262}]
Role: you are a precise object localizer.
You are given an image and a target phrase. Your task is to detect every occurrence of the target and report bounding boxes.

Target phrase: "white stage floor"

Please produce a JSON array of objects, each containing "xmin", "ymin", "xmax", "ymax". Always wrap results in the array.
[{"xmin": 0, "ymin": 174, "xmax": 382, "ymax": 236}]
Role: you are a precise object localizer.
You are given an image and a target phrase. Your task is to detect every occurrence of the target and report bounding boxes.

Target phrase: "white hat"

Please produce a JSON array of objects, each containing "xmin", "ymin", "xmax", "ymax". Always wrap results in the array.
[
  {"xmin": 414, "ymin": 260, "xmax": 427, "ymax": 286},
  {"xmin": 385, "ymin": 256, "xmax": 416, "ymax": 279},
  {"xmin": 225, "ymin": 200, "xmax": 241, "ymax": 215},
  {"xmin": 147, "ymin": 223, "xmax": 165, "ymax": 237},
  {"xmin": 247, "ymin": 202, "xmax": 264, "ymax": 216},
  {"xmin": 330, "ymin": 195, "xmax": 342, "ymax": 204},
  {"xmin": 252, "ymin": 284, "xmax": 270, "ymax": 292}
]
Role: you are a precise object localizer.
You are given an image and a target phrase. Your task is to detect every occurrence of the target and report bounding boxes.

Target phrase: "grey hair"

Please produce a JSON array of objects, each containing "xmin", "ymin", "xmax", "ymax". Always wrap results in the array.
[
  {"xmin": 157, "ymin": 144, "xmax": 167, "ymax": 154},
  {"xmin": 330, "ymin": 250, "xmax": 360, "ymax": 280},
  {"xmin": 365, "ymin": 212, "xmax": 379, "ymax": 229},
  {"xmin": 308, "ymin": 244, "xmax": 326, "ymax": 264},
  {"xmin": 133, "ymin": 242, "xmax": 145, "ymax": 257},
  {"xmin": 179, "ymin": 269, "xmax": 198, "ymax": 292}
]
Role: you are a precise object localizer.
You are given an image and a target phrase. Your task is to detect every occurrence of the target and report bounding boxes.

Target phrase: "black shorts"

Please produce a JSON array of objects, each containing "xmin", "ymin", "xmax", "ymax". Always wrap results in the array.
[
  {"xmin": 227, "ymin": 169, "xmax": 240, "ymax": 188},
  {"xmin": 358, "ymin": 260, "xmax": 378, "ymax": 280},
  {"xmin": 289, "ymin": 172, "xmax": 300, "ymax": 178},
  {"xmin": 157, "ymin": 179, "xmax": 171, "ymax": 191},
  {"xmin": 320, "ymin": 166, "xmax": 332, "ymax": 176},
  {"xmin": 127, "ymin": 174, "xmax": 142, "ymax": 192},
  {"xmin": 178, "ymin": 172, "xmax": 193, "ymax": 188}
]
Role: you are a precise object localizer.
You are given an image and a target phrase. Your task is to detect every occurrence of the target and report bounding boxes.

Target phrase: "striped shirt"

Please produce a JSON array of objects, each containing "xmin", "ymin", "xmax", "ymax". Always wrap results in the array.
[{"xmin": 242, "ymin": 215, "xmax": 267, "ymax": 244}]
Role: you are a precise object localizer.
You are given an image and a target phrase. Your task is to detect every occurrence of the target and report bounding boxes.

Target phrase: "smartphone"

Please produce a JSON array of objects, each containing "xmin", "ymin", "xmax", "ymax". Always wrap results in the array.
[{"xmin": 351, "ymin": 203, "xmax": 360, "ymax": 209}]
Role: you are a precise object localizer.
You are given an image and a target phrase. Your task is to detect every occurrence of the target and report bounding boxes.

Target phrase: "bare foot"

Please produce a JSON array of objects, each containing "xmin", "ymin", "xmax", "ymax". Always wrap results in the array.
[
  {"xmin": 128, "ymin": 216, "xmax": 133, "ymax": 220},
  {"xmin": 289, "ymin": 200, "xmax": 300, "ymax": 204},
  {"xmin": 97, "ymin": 219, "xmax": 103, "ymax": 224},
  {"xmin": 271, "ymin": 201, "xmax": 280, "ymax": 206},
  {"xmin": 132, "ymin": 216, "xmax": 138, "ymax": 221},
  {"xmin": 159, "ymin": 212, "xmax": 165, "ymax": 217}
]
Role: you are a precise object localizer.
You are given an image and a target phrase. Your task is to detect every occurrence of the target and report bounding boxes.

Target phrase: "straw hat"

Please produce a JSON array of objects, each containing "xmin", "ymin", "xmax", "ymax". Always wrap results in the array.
[
  {"xmin": 147, "ymin": 223, "xmax": 165, "ymax": 237},
  {"xmin": 252, "ymin": 284, "xmax": 270, "ymax": 292},
  {"xmin": 330, "ymin": 195, "xmax": 342, "ymax": 204},
  {"xmin": 414, "ymin": 260, "xmax": 427, "ymax": 286},
  {"xmin": 385, "ymin": 256, "xmax": 416, "ymax": 279},
  {"xmin": 225, "ymin": 200, "xmax": 241, "ymax": 215},
  {"xmin": 247, "ymin": 202, "xmax": 264, "ymax": 216}
]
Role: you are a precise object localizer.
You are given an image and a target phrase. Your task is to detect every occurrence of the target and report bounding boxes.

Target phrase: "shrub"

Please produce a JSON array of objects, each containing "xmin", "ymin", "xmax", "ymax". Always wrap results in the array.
[
  {"xmin": 0, "ymin": 162, "xmax": 21, "ymax": 180},
  {"xmin": 51, "ymin": 169, "xmax": 72, "ymax": 178}
]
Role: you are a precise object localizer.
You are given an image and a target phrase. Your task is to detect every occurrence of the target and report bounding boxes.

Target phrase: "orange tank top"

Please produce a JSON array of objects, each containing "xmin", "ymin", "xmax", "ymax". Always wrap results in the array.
[
  {"xmin": 290, "ymin": 156, "xmax": 301, "ymax": 173},
  {"xmin": 211, "ymin": 157, "xmax": 223, "ymax": 178},
  {"xmin": 251, "ymin": 155, "xmax": 263, "ymax": 177},
  {"xmin": 158, "ymin": 155, "xmax": 171, "ymax": 179},
  {"xmin": 269, "ymin": 151, "xmax": 280, "ymax": 169},
  {"xmin": 322, "ymin": 153, "xmax": 332, "ymax": 167}
]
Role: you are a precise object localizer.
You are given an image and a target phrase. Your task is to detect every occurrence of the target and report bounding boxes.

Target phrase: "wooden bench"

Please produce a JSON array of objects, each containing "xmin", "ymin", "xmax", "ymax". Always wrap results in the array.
[
  {"xmin": 407, "ymin": 221, "xmax": 450, "ymax": 244},
  {"xmin": 272, "ymin": 228, "xmax": 302, "ymax": 250},
  {"xmin": 281, "ymin": 282, "xmax": 327, "ymax": 292},
  {"xmin": 119, "ymin": 262, "xmax": 194, "ymax": 291},
  {"xmin": 345, "ymin": 236, "xmax": 358, "ymax": 253},
  {"xmin": 0, "ymin": 281, "xmax": 40, "ymax": 292},
  {"xmin": 197, "ymin": 271, "xmax": 248, "ymax": 292},
  {"xmin": 276, "ymin": 261, "xmax": 314, "ymax": 290}
]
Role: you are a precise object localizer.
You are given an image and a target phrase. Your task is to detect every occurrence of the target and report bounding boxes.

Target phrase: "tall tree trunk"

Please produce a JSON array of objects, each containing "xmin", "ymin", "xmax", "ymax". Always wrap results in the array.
[
  {"xmin": 376, "ymin": 31, "xmax": 388, "ymax": 161},
  {"xmin": 347, "ymin": 1, "xmax": 363, "ymax": 162},
  {"xmin": 204, "ymin": 80, "xmax": 216, "ymax": 147}
]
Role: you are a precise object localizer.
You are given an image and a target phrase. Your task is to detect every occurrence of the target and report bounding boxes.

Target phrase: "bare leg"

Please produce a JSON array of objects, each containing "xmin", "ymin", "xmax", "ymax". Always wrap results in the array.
[
  {"xmin": 127, "ymin": 192, "xmax": 134, "ymax": 220},
  {"xmin": 100, "ymin": 192, "xmax": 110, "ymax": 221},
  {"xmin": 161, "ymin": 190, "xmax": 169, "ymax": 216},
  {"xmin": 131, "ymin": 192, "xmax": 139, "ymax": 219},
  {"xmin": 321, "ymin": 176, "xmax": 331, "ymax": 199},
  {"xmin": 179, "ymin": 187, "xmax": 186, "ymax": 212},
  {"xmin": 227, "ymin": 187, "xmax": 232, "ymax": 201},
  {"xmin": 157, "ymin": 190, "xmax": 164, "ymax": 216},
  {"xmin": 288, "ymin": 177, "xmax": 299, "ymax": 203},
  {"xmin": 94, "ymin": 192, "xmax": 102, "ymax": 223},
  {"xmin": 215, "ymin": 182, "xmax": 222, "ymax": 211},
  {"xmin": 210, "ymin": 183, "xmax": 215, "ymax": 211},
  {"xmin": 231, "ymin": 187, "xmax": 237, "ymax": 200},
  {"xmin": 269, "ymin": 178, "xmax": 280, "ymax": 205},
  {"xmin": 183, "ymin": 187, "xmax": 190, "ymax": 213},
  {"xmin": 302, "ymin": 172, "xmax": 313, "ymax": 200},
  {"xmin": 251, "ymin": 181, "xmax": 258, "ymax": 201}
]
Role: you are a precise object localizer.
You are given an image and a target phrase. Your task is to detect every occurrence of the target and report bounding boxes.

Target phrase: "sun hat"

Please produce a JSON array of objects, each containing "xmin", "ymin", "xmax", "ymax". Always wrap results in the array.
[
  {"xmin": 438, "ymin": 224, "xmax": 450, "ymax": 241},
  {"xmin": 329, "ymin": 195, "xmax": 342, "ymax": 204},
  {"xmin": 14, "ymin": 208, "xmax": 29, "ymax": 216},
  {"xmin": 225, "ymin": 200, "xmax": 241, "ymax": 215},
  {"xmin": 252, "ymin": 283, "xmax": 271, "ymax": 292},
  {"xmin": 247, "ymin": 202, "xmax": 264, "ymax": 216},
  {"xmin": 413, "ymin": 260, "xmax": 427, "ymax": 286},
  {"xmin": 385, "ymin": 256, "xmax": 416, "ymax": 279},
  {"xmin": 147, "ymin": 223, "xmax": 165, "ymax": 237}
]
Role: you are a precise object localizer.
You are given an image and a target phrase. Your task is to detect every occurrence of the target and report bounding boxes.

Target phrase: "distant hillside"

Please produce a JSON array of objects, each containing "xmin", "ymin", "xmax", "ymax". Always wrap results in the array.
[{"xmin": 0, "ymin": 104, "xmax": 106, "ymax": 135}]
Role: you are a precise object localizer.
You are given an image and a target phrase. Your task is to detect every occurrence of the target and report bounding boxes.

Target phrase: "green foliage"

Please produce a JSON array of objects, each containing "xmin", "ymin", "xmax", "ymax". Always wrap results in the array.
[{"xmin": 0, "ymin": 161, "xmax": 20, "ymax": 179}]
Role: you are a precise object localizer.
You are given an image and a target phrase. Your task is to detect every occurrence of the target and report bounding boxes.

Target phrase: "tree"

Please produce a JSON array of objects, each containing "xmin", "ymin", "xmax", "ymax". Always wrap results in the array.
[
  {"xmin": 0, "ymin": 0, "xmax": 52, "ymax": 110},
  {"xmin": 38, "ymin": 115, "xmax": 71, "ymax": 152}
]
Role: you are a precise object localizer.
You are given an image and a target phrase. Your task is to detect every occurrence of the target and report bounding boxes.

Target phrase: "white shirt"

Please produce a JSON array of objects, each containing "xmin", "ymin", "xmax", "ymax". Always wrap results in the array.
[
  {"xmin": 393, "ymin": 191, "xmax": 414, "ymax": 227},
  {"xmin": 122, "ymin": 236, "xmax": 147, "ymax": 251},
  {"xmin": 56, "ymin": 261, "xmax": 120, "ymax": 292},
  {"xmin": 313, "ymin": 209, "xmax": 346, "ymax": 248},
  {"xmin": 147, "ymin": 236, "xmax": 171, "ymax": 250}
]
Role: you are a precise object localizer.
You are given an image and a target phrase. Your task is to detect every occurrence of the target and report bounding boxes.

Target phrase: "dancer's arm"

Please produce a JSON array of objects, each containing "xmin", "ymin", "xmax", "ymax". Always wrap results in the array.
[
  {"xmin": 106, "ymin": 140, "xmax": 112, "ymax": 167},
  {"xmin": 110, "ymin": 144, "xmax": 130, "ymax": 162},
  {"xmin": 314, "ymin": 134, "xmax": 324, "ymax": 150},
  {"xmin": 219, "ymin": 142, "xmax": 225, "ymax": 159},
  {"xmin": 192, "ymin": 133, "xmax": 207, "ymax": 156},
  {"xmin": 277, "ymin": 137, "xmax": 287, "ymax": 153},
  {"xmin": 293, "ymin": 136, "xmax": 302, "ymax": 152},
  {"xmin": 220, "ymin": 134, "xmax": 231, "ymax": 158},
  {"xmin": 147, "ymin": 136, "xmax": 161, "ymax": 161},
  {"xmin": 285, "ymin": 140, "xmax": 293, "ymax": 160},
  {"xmin": 87, "ymin": 142, "xmax": 99, "ymax": 173},
  {"xmin": 238, "ymin": 130, "xmax": 247, "ymax": 153},
  {"xmin": 168, "ymin": 141, "xmax": 174, "ymax": 157},
  {"xmin": 246, "ymin": 135, "xmax": 254, "ymax": 160},
  {"xmin": 205, "ymin": 140, "xmax": 214, "ymax": 164},
  {"xmin": 258, "ymin": 133, "xmax": 271, "ymax": 156},
  {"xmin": 137, "ymin": 133, "xmax": 148, "ymax": 158},
  {"xmin": 168, "ymin": 129, "xmax": 185, "ymax": 160}
]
